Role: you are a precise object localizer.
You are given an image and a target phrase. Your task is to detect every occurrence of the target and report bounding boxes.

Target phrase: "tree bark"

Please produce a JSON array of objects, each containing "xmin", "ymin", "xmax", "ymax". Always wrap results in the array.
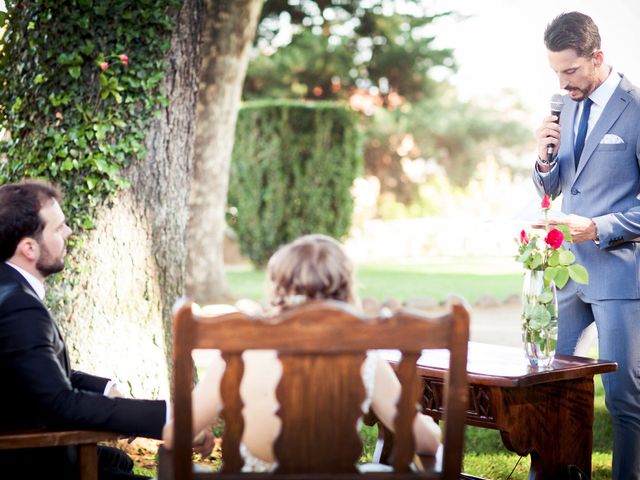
[
  {"xmin": 186, "ymin": 0, "xmax": 263, "ymax": 304},
  {"xmin": 54, "ymin": 0, "xmax": 203, "ymax": 397}
]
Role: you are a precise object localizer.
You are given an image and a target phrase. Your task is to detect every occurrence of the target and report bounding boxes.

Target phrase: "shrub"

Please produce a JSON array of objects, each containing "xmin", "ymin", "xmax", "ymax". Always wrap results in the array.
[{"xmin": 228, "ymin": 100, "xmax": 362, "ymax": 267}]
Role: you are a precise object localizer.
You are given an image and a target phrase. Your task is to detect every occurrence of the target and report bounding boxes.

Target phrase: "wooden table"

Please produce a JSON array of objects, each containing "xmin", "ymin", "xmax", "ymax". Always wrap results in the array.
[{"xmin": 379, "ymin": 342, "xmax": 617, "ymax": 479}]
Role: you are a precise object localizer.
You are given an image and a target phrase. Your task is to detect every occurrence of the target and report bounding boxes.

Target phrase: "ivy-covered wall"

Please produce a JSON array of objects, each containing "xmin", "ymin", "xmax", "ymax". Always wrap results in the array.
[
  {"xmin": 0, "ymin": 0, "xmax": 178, "ymax": 234},
  {"xmin": 227, "ymin": 100, "xmax": 363, "ymax": 267}
]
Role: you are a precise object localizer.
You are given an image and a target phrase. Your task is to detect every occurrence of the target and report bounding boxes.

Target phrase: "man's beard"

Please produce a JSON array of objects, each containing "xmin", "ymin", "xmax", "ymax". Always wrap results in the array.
[
  {"xmin": 36, "ymin": 243, "xmax": 65, "ymax": 277},
  {"xmin": 567, "ymin": 87, "xmax": 588, "ymax": 100},
  {"xmin": 565, "ymin": 75, "xmax": 598, "ymax": 101}
]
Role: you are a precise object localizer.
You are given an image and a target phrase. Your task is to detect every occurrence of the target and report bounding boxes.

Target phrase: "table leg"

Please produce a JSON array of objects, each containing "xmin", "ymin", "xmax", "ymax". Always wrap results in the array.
[{"xmin": 494, "ymin": 377, "xmax": 595, "ymax": 479}]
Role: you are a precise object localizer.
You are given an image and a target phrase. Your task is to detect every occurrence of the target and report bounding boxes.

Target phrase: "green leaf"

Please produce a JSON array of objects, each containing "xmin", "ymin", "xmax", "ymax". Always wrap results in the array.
[
  {"xmin": 555, "ymin": 267, "xmax": 570, "ymax": 289},
  {"xmin": 532, "ymin": 304, "xmax": 551, "ymax": 327},
  {"xmin": 568, "ymin": 264, "xmax": 589, "ymax": 285},
  {"xmin": 556, "ymin": 224, "xmax": 573, "ymax": 242},
  {"xmin": 94, "ymin": 158, "xmax": 108, "ymax": 172},
  {"xmin": 80, "ymin": 41, "xmax": 95, "ymax": 56},
  {"xmin": 538, "ymin": 290, "xmax": 554, "ymax": 304},
  {"xmin": 548, "ymin": 249, "xmax": 559, "ymax": 267},
  {"xmin": 34, "ymin": 74, "xmax": 46, "ymax": 85},
  {"xmin": 517, "ymin": 250, "xmax": 531, "ymax": 263},
  {"xmin": 68, "ymin": 66, "xmax": 81, "ymax": 79},
  {"xmin": 61, "ymin": 158, "xmax": 73, "ymax": 170},
  {"xmin": 544, "ymin": 266, "xmax": 558, "ymax": 282},
  {"xmin": 530, "ymin": 253, "xmax": 543, "ymax": 270},
  {"xmin": 11, "ymin": 97, "xmax": 23, "ymax": 113},
  {"xmin": 81, "ymin": 216, "xmax": 95, "ymax": 230},
  {"xmin": 559, "ymin": 249, "xmax": 575, "ymax": 266}
]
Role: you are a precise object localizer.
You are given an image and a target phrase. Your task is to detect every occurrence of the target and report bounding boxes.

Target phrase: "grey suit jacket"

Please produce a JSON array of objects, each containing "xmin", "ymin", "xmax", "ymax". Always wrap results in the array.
[{"xmin": 533, "ymin": 75, "xmax": 640, "ymax": 300}]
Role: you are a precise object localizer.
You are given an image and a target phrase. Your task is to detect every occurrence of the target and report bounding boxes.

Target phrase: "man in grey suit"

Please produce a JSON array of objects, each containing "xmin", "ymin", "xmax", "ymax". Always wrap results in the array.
[{"xmin": 533, "ymin": 12, "xmax": 640, "ymax": 480}]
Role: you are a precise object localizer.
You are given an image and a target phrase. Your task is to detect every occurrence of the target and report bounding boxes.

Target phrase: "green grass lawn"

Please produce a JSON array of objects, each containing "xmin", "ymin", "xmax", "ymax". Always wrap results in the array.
[
  {"xmin": 226, "ymin": 255, "xmax": 523, "ymax": 304},
  {"xmin": 227, "ymin": 256, "xmax": 613, "ymax": 478}
]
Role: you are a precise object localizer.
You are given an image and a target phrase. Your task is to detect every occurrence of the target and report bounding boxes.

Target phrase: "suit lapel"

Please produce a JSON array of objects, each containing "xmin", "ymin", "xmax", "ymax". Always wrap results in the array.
[{"xmin": 573, "ymin": 77, "xmax": 633, "ymax": 184}]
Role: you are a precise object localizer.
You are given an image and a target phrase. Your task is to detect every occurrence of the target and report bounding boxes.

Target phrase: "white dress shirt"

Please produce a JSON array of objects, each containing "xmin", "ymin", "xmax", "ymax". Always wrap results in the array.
[
  {"xmin": 5, "ymin": 261, "xmax": 45, "ymax": 300},
  {"xmin": 573, "ymin": 67, "xmax": 621, "ymax": 142}
]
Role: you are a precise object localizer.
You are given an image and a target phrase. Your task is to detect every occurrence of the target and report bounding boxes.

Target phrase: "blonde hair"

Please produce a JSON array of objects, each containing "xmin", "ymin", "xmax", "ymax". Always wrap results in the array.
[{"xmin": 267, "ymin": 234, "xmax": 358, "ymax": 310}]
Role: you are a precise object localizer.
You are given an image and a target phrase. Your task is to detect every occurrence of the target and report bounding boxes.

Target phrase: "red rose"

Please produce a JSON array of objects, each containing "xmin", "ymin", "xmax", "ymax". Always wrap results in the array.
[
  {"xmin": 541, "ymin": 194, "xmax": 551, "ymax": 209},
  {"xmin": 520, "ymin": 230, "xmax": 529, "ymax": 245},
  {"xmin": 100, "ymin": 62, "xmax": 109, "ymax": 71},
  {"xmin": 545, "ymin": 228, "xmax": 564, "ymax": 249}
]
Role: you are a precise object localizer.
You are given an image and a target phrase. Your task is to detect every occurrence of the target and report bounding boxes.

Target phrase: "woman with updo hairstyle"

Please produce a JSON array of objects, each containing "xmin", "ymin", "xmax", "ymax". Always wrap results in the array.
[
  {"xmin": 163, "ymin": 234, "xmax": 441, "ymax": 471},
  {"xmin": 266, "ymin": 234, "xmax": 358, "ymax": 312}
]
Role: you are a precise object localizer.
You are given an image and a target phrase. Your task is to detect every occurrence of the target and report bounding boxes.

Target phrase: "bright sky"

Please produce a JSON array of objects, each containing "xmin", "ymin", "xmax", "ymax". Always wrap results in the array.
[{"xmin": 429, "ymin": 0, "xmax": 640, "ymax": 126}]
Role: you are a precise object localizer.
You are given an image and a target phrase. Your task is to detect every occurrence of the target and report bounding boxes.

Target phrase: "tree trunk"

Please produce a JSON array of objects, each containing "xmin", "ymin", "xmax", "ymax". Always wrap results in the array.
[
  {"xmin": 54, "ymin": 0, "xmax": 203, "ymax": 398},
  {"xmin": 186, "ymin": 0, "xmax": 263, "ymax": 304}
]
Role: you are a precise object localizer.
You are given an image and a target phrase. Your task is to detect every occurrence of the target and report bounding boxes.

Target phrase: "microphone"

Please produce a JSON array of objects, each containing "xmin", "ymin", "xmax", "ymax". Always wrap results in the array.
[{"xmin": 547, "ymin": 93, "xmax": 563, "ymax": 162}]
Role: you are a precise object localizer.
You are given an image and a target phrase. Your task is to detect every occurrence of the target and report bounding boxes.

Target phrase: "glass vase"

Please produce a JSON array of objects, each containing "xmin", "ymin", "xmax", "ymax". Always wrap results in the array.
[{"xmin": 521, "ymin": 269, "xmax": 558, "ymax": 367}]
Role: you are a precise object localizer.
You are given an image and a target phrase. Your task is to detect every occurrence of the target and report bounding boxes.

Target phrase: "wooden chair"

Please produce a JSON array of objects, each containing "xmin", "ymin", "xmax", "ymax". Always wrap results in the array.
[
  {"xmin": 0, "ymin": 429, "xmax": 122, "ymax": 480},
  {"xmin": 159, "ymin": 298, "xmax": 469, "ymax": 479}
]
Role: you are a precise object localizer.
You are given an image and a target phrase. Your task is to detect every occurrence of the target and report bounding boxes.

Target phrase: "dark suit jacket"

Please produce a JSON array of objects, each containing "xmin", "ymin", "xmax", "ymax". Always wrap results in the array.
[{"xmin": 0, "ymin": 261, "xmax": 166, "ymax": 438}]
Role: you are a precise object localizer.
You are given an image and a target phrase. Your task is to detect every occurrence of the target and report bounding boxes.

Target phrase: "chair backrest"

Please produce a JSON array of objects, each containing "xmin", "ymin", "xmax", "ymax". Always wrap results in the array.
[{"xmin": 166, "ymin": 298, "xmax": 469, "ymax": 479}]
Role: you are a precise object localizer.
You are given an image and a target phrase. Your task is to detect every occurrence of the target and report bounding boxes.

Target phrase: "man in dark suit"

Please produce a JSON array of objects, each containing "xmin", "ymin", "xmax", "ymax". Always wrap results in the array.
[{"xmin": 0, "ymin": 180, "xmax": 210, "ymax": 478}]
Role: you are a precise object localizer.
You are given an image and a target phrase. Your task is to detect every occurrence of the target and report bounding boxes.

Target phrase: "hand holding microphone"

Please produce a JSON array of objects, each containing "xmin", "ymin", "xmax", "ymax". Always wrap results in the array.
[{"xmin": 535, "ymin": 94, "xmax": 563, "ymax": 171}]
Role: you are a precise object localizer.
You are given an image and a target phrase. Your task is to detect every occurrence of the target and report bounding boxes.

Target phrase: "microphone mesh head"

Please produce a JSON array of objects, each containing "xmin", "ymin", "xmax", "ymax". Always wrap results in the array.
[{"xmin": 550, "ymin": 93, "xmax": 564, "ymax": 113}]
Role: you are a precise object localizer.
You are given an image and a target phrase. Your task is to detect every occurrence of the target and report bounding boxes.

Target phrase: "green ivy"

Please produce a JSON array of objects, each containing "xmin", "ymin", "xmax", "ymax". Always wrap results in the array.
[{"xmin": 0, "ymin": 0, "xmax": 179, "ymax": 236}]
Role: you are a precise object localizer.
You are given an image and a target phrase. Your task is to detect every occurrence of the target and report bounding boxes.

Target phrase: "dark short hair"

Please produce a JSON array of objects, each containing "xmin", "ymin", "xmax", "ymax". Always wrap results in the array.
[
  {"xmin": 0, "ymin": 180, "xmax": 62, "ymax": 261},
  {"xmin": 544, "ymin": 12, "xmax": 601, "ymax": 58}
]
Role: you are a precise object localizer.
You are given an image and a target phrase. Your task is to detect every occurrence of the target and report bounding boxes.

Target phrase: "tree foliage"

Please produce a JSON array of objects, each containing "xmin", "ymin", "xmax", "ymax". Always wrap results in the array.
[
  {"xmin": 0, "ymin": 0, "xmax": 178, "ymax": 234},
  {"xmin": 245, "ymin": 0, "xmax": 455, "ymax": 101},
  {"xmin": 228, "ymin": 100, "xmax": 362, "ymax": 267},
  {"xmin": 243, "ymin": 0, "xmax": 533, "ymax": 198},
  {"xmin": 366, "ymin": 87, "xmax": 532, "ymax": 190}
]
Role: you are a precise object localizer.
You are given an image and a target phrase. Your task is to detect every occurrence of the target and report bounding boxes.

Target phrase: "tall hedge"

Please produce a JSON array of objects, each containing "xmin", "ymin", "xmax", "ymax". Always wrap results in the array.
[{"xmin": 228, "ymin": 100, "xmax": 362, "ymax": 267}]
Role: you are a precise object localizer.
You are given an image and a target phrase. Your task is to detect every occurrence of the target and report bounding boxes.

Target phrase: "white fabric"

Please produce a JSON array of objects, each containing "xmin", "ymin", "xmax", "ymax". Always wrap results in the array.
[
  {"xmin": 103, "ymin": 380, "xmax": 116, "ymax": 396},
  {"xmin": 239, "ymin": 351, "xmax": 379, "ymax": 472},
  {"xmin": 5, "ymin": 261, "xmax": 45, "ymax": 300}
]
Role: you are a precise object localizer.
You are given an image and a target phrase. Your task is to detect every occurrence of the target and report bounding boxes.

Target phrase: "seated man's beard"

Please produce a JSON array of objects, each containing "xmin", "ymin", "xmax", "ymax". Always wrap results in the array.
[{"xmin": 36, "ymin": 247, "xmax": 64, "ymax": 277}]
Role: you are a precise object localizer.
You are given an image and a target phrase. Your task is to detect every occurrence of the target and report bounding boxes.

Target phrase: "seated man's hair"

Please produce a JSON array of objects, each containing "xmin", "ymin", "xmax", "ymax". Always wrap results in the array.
[{"xmin": 0, "ymin": 180, "xmax": 62, "ymax": 261}]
